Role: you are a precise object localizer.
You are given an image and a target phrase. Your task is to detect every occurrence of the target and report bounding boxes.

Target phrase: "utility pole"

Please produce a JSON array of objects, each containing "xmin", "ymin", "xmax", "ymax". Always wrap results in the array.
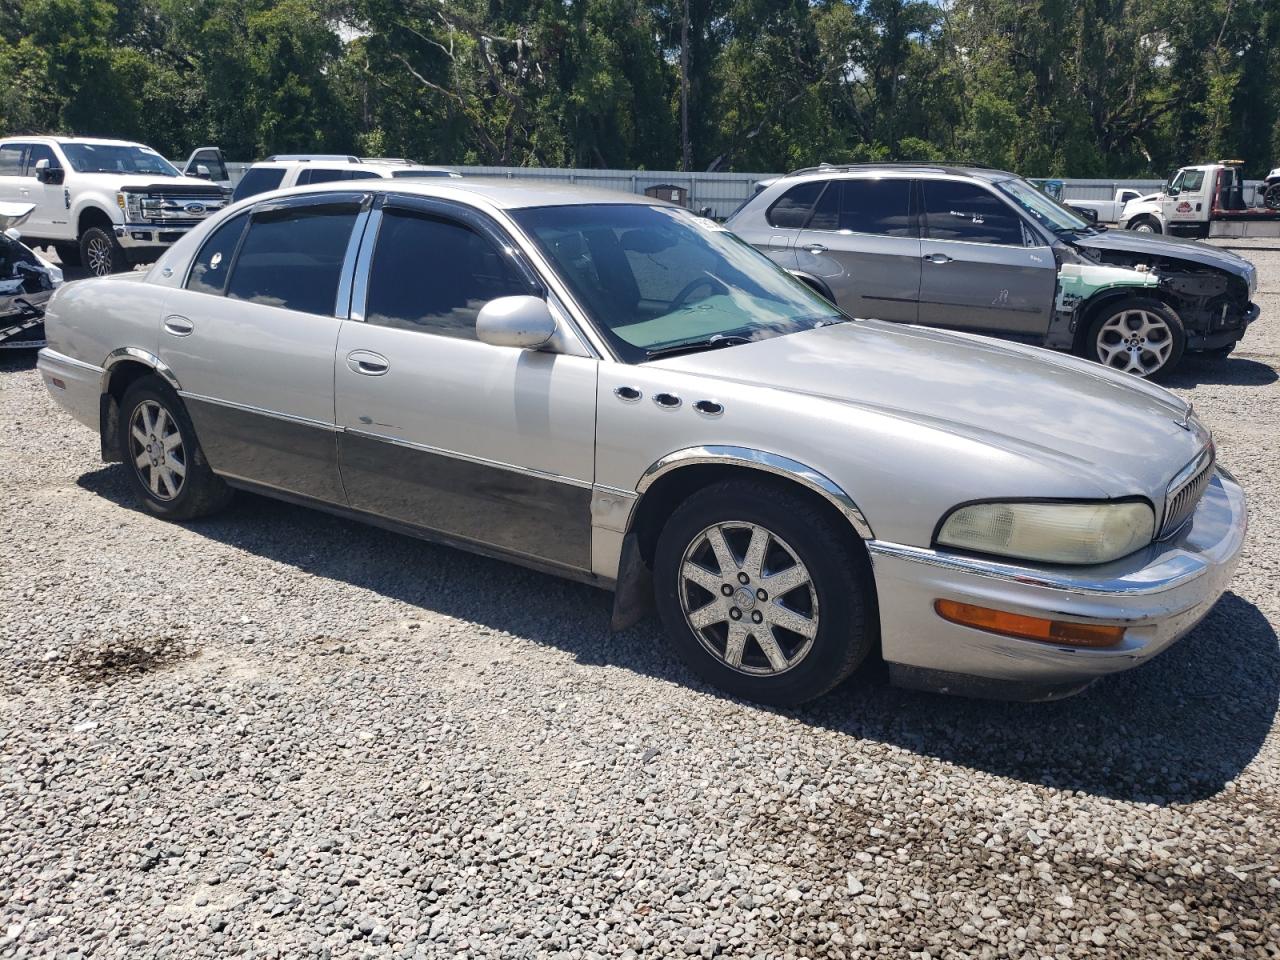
[{"xmin": 680, "ymin": 0, "xmax": 691, "ymax": 171}]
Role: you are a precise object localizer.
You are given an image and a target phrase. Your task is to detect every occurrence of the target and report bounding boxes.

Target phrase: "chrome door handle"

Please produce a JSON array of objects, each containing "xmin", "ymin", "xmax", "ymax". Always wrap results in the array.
[
  {"xmin": 803, "ymin": 243, "xmax": 827, "ymax": 254},
  {"xmin": 163, "ymin": 315, "xmax": 194, "ymax": 336},
  {"xmin": 346, "ymin": 350, "xmax": 389, "ymax": 376},
  {"xmin": 924, "ymin": 253, "xmax": 953, "ymax": 264}
]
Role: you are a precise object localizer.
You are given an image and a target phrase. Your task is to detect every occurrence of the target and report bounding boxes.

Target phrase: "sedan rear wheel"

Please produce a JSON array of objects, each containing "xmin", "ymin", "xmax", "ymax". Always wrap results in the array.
[
  {"xmin": 1085, "ymin": 298, "xmax": 1185, "ymax": 379},
  {"xmin": 118, "ymin": 376, "xmax": 232, "ymax": 520},
  {"xmin": 654, "ymin": 478, "xmax": 875, "ymax": 705}
]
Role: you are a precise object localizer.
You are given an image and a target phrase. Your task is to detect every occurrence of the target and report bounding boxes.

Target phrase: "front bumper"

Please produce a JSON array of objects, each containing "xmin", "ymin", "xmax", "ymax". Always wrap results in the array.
[
  {"xmin": 868, "ymin": 470, "xmax": 1247, "ymax": 700},
  {"xmin": 114, "ymin": 222, "xmax": 202, "ymax": 250}
]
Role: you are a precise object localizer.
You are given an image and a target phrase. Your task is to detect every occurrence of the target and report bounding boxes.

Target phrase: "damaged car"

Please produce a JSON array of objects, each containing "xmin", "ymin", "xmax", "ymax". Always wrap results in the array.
[
  {"xmin": 0, "ymin": 202, "xmax": 61, "ymax": 350},
  {"xmin": 726, "ymin": 163, "xmax": 1259, "ymax": 378}
]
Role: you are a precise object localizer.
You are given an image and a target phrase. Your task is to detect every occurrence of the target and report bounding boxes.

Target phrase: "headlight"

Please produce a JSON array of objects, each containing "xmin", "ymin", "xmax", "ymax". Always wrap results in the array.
[{"xmin": 936, "ymin": 500, "xmax": 1155, "ymax": 565}]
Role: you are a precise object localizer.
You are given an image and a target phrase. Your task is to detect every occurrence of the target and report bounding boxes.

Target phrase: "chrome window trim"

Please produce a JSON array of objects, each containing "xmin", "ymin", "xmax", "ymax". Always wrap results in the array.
[
  {"xmin": 101, "ymin": 347, "xmax": 181, "ymax": 392},
  {"xmin": 867, "ymin": 540, "xmax": 1208, "ymax": 596},
  {"xmin": 344, "ymin": 427, "xmax": 594, "ymax": 489},
  {"xmin": 335, "ymin": 199, "xmax": 375, "ymax": 319},
  {"xmin": 635, "ymin": 445, "xmax": 874, "ymax": 539},
  {"xmin": 347, "ymin": 206, "xmax": 382, "ymax": 323}
]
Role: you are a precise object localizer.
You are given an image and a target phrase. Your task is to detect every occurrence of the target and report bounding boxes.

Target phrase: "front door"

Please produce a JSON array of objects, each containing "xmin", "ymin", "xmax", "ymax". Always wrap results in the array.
[
  {"xmin": 158, "ymin": 192, "xmax": 371, "ymax": 503},
  {"xmin": 917, "ymin": 179, "xmax": 1056, "ymax": 336},
  {"xmin": 792, "ymin": 177, "xmax": 919, "ymax": 322},
  {"xmin": 333, "ymin": 196, "xmax": 598, "ymax": 573}
]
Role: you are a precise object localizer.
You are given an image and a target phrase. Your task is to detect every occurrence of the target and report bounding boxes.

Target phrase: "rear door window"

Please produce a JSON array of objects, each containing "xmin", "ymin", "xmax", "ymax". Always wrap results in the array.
[
  {"xmin": 0, "ymin": 144, "xmax": 26, "ymax": 176},
  {"xmin": 226, "ymin": 203, "xmax": 360, "ymax": 315},
  {"xmin": 231, "ymin": 167, "xmax": 286, "ymax": 203},
  {"xmin": 766, "ymin": 181, "xmax": 825, "ymax": 228},
  {"xmin": 364, "ymin": 209, "xmax": 529, "ymax": 340},
  {"xmin": 922, "ymin": 181, "xmax": 1024, "ymax": 245},
  {"xmin": 186, "ymin": 212, "xmax": 249, "ymax": 295},
  {"xmin": 840, "ymin": 179, "xmax": 913, "ymax": 236}
]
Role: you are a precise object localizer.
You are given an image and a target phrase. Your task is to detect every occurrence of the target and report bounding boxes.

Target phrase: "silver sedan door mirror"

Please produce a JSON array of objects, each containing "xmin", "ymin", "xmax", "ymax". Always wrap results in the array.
[{"xmin": 475, "ymin": 295, "xmax": 557, "ymax": 349}]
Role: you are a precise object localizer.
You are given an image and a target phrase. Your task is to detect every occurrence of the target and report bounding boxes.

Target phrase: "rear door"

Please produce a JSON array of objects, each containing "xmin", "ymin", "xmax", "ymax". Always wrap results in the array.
[
  {"xmin": 0, "ymin": 143, "xmax": 28, "ymax": 207},
  {"xmin": 750, "ymin": 180, "xmax": 828, "ymax": 269},
  {"xmin": 23, "ymin": 143, "xmax": 65, "ymax": 239},
  {"xmin": 333, "ymin": 195, "xmax": 598, "ymax": 573},
  {"xmin": 917, "ymin": 179, "xmax": 1056, "ymax": 336},
  {"xmin": 792, "ymin": 177, "xmax": 919, "ymax": 321},
  {"xmin": 159, "ymin": 191, "xmax": 371, "ymax": 503}
]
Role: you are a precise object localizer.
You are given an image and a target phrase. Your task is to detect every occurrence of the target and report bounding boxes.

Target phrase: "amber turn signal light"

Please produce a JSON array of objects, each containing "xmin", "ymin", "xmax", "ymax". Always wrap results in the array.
[{"xmin": 934, "ymin": 599, "xmax": 1125, "ymax": 648}]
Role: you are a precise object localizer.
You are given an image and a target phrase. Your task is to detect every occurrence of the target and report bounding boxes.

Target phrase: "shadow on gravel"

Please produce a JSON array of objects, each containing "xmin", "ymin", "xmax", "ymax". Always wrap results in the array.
[
  {"xmin": 77, "ymin": 465, "xmax": 1279, "ymax": 806},
  {"xmin": 0, "ymin": 348, "xmax": 38, "ymax": 372},
  {"xmin": 1163, "ymin": 355, "xmax": 1277, "ymax": 388}
]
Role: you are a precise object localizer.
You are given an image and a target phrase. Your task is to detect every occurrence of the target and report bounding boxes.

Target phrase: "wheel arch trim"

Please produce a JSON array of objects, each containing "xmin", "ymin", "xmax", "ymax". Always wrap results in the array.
[
  {"xmin": 101, "ymin": 347, "xmax": 182, "ymax": 393},
  {"xmin": 633, "ymin": 445, "xmax": 874, "ymax": 539}
]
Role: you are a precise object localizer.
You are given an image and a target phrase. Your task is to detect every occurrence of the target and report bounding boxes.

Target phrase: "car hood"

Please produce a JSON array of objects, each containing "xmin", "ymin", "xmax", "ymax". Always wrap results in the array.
[
  {"xmin": 80, "ymin": 172, "xmax": 219, "ymax": 191},
  {"xmin": 1070, "ymin": 229, "xmax": 1251, "ymax": 278},
  {"xmin": 651, "ymin": 320, "xmax": 1208, "ymax": 498}
]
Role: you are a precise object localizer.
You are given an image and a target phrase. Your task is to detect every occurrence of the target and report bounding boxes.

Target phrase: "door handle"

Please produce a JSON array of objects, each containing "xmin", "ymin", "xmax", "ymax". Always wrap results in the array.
[
  {"xmin": 163, "ymin": 315, "xmax": 194, "ymax": 336},
  {"xmin": 923, "ymin": 253, "xmax": 953, "ymax": 264},
  {"xmin": 346, "ymin": 350, "xmax": 390, "ymax": 376},
  {"xmin": 803, "ymin": 243, "xmax": 828, "ymax": 254}
]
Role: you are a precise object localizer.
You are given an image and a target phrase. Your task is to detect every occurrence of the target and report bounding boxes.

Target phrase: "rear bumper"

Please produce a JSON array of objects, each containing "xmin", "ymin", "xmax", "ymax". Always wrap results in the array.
[
  {"xmin": 868, "ymin": 470, "xmax": 1247, "ymax": 700},
  {"xmin": 37, "ymin": 347, "xmax": 103, "ymax": 431}
]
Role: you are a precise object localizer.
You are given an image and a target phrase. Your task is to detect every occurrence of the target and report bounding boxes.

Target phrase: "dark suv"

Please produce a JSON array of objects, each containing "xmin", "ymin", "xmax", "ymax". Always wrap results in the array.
[{"xmin": 726, "ymin": 163, "xmax": 1259, "ymax": 378}]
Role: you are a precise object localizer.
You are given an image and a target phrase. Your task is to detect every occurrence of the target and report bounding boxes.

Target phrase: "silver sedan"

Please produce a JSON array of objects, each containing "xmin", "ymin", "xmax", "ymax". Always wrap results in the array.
[{"xmin": 37, "ymin": 179, "xmax": 1246, "ymax": 704}]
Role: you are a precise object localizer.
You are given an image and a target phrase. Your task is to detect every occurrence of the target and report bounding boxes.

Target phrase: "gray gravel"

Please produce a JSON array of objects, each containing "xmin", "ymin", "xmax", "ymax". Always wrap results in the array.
[{"xmin": 2, "ymin": 250, "xmax": 1278, "ymax": 959}]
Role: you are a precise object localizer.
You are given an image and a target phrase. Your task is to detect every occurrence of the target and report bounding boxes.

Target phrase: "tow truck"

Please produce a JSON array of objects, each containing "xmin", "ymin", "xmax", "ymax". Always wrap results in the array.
[{"xmin": 1119, "ymin": 161, "xmax": 1280, "ymax": 238}]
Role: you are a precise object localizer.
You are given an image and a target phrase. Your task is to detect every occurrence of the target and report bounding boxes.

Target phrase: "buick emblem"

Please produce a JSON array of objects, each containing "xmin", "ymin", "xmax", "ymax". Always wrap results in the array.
[{"xmin": 184, "ymin": 202, "xmax": 207, "ymax": 215}]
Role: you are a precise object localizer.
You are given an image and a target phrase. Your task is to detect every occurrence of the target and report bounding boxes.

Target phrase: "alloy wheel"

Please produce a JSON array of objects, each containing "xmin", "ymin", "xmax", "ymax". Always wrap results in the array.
[
  {"xmin": 129, "ymin": 400, "xmax": 187, "ymax": 501},
  {"xmin": 1134, "ymin": 221, "xmax": 1156, "ymax": 233},
  {"xmin": 86, "ymin": 236, "xmax": 114, "ymax": 276},
  {"xmin": 1095, "ymin": 309, "xmax": 1174, "ymax": 376},
  {"xmin": 678, "ymin": 521, "xmax": 819, "ymax": 676}
]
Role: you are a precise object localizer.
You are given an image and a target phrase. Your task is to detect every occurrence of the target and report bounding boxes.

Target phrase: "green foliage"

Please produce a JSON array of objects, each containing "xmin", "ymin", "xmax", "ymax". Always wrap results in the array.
[{"xmin": 0, "ymin": 0, "xmax": 1275, "ymax": 176}]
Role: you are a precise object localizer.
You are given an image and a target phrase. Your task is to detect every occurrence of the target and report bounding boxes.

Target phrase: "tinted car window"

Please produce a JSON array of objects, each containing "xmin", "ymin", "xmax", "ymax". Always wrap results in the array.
[
  {"xmin": 226, "ymin": 203, "xmax": 359, "ymax": 315},
  {"xmin": 840, "ymin": 179, "xmax": 913, "ymax": 236},
  {"xmin": 923, "ymin": 181, "xmax": 1024, "ymax": 245},
  {"xmin": 364, "ymin": 210, "xmax": 529, "ymax": 339},
  {"xmin": 806, "ymin": 183, "xmax": 839, "ymax": 231},
  {"xmin": 25, "ymin": 144, "xmax": 58, "ymax": 175},
  {"xmin": 766, "ymin": 181, "xmax": 824, "ymax": 229},
  {"xmin": 297, "ymin": 168, "xmax": 346, "ymax": 186},
  {"xmin": 0, "ymin": 144, "xmax": 26, "ymax": 175},
  {"xmin": 231, "ymin": 167, "xmax": 286, "ymax": 203},
  {"xmin": 186, "ymin": 212, "xmax": 249, "ymax": 295}
]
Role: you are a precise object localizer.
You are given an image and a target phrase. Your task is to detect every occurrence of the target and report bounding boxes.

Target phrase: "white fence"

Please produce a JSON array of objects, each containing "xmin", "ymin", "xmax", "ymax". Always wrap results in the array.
[{"xmin": 216, "ymin": 163, "xmax": 1262, "ymax": 217}]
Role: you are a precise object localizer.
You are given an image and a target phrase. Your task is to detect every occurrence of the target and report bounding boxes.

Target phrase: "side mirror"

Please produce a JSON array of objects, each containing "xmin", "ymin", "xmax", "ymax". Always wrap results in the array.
[
  {"xmin": 194, "ymin": 164, "xmax": 211, "ymax": 180},
  {"xmin": 35, "ymin": 158, "xmax": 64, "ymax": 185},
  {"xmin": 4, "ymin": 227, "xmax": 20, "ymax": 241},
  {"xmin": 475, "ymin": 295, "xmax": 557, "ymax": 349}
]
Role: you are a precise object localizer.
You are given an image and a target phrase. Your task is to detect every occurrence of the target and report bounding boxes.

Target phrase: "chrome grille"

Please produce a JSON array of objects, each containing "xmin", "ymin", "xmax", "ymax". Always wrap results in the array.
[
  {"xmin": 1159, "ymin": 448, "xmax": 1214, "ymax": 540},
  {"xmin": 138, "ymin": 193, "xmax": 225, "ymax": 223}
]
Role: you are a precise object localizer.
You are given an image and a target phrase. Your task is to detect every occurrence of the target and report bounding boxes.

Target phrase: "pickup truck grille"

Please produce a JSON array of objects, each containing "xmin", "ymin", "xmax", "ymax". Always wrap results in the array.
[
  {"xmin": 1159, "ymin": 447, "xmax": 1215, "ymax": 540},
  {"xmin": 137, "ymin": 192, "xmax": 226, "ymax": 224}
]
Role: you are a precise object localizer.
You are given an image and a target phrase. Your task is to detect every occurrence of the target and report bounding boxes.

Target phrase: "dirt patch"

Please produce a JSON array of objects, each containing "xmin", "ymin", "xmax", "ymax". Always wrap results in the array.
[{"xmin": 65, "ymin": 634, "xmax": 196, "ymax": 684}]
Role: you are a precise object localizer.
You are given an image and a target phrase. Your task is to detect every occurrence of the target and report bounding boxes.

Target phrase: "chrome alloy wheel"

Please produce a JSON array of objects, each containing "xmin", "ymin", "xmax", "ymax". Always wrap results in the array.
[
  {"xmin": 1133, "ymin": 221, "xmax": 1156, "ymax": 233},
  {"xmin": 129, "ymin": 400, "xmax": 187, "ymax": 500},
  {"xmin": 86, "ymin": 235, "xmax": 114, "ymax": 276},
  {"xmin": 1096, "ymin": 308, "xmax": 1174, "ymax": 376},
  {"xmin": 678, "ymin": 521, "xmax": 819, "ymax": 676}
]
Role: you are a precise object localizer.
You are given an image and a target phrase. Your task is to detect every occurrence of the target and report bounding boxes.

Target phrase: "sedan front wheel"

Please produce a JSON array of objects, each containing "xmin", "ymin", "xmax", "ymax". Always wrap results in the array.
[{"xmin": 654, "ymin": 478, "xmax": 875, "ymax": 705}]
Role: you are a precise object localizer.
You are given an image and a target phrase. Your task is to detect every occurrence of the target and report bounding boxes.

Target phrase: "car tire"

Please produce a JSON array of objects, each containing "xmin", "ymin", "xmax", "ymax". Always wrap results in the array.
[
  {"xmin": 1264, "ymin": 183, "xmax": 1280, "ymax": 211},
  {"xmin": 118, "ymin": 376, "xmax": 233, "ymax": 521},
  {"xmin": 653, "ymin": 477, "xmax": 876, "ymax": 706},
  {"xmin": 1083, "ymin": 297, "xmax": 1185, "ymax": 379},
  {"xmin": 1129, "ymin": 215, "xmax": 1161, "ymax": 234},
  {"xmin": 80, "ymin": 226, "xmax": 129, "ymax": 277},
  {"xmin": 53, "ymin": 243, "xmax": 82, "ymax": 267}
]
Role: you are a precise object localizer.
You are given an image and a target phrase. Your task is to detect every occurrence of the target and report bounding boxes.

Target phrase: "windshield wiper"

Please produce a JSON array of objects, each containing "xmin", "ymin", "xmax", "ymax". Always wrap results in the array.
[{"xmin": 644, "ymin": 334, "xmax": 752, "ymax": 360}]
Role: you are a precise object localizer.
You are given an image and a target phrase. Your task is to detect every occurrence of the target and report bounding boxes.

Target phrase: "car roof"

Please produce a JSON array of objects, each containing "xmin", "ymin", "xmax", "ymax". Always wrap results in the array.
[
  {"xmin": 0, "ymin": 135, "xmax": 148, "ymax": 147},
  {"xmin": 781, "ymin": 162, "xmax": 1017, "ymax": 182},
  {"xmin": 248, "ymin": 159, "xmax": 459, "ymax": 176},
  {"xmin": 248, "ymin": 177, "xmax": 670, "ymax": 211}
]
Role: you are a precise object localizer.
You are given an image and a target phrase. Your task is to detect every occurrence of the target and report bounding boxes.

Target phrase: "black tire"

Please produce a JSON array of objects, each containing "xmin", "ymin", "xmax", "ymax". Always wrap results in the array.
[
  {"xmin": 1264, "ymin": 183, "xmax": 1280, "ymax": 212},
  {"xmin": 80, "ymin": 225, "xmax": 129, "ymax": 277},
  {"xmin": 1082, "ymin": 296, "xmax": 1185, "ymax": 380},
  {"xmin": 1128, "ymin": 215, "xmax": 1162, "ymax": 234},
  {"xmin": 653, "ymin": 477, "xmax": 876, "ymax": 706},
  {"xmin": 118, "ymin": 376, "xmax": 232, "ymax": 521},
  {"xmin": 53, "ymin": 242, "xmax": 82, "ymax": 267}
]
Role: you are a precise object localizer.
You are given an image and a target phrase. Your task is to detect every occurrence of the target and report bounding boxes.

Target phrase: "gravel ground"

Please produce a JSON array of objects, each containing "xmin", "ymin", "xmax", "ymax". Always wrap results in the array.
[{"xmin": 1, "ymin": 250, "xmax": 1278, "ymax": 959}]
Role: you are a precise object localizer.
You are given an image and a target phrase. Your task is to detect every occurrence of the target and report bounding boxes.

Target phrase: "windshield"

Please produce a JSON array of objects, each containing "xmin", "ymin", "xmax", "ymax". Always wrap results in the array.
[
  {"xmin": 513, "ymin": 204, "xmax": 843, "ymax": 363},
  {"xmin": 61, "ymin": 143, "xmax": 179, "ymax": 177},
  {"xmin": 996, "ymin": 177, "xmax": 1091, "ymax": 233}
]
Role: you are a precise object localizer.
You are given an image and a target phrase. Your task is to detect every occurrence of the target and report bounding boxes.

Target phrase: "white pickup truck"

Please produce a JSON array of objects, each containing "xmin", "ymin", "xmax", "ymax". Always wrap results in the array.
[
  {"xmin": 1119, "ymin": 162, "xmax": 1280, "ymax": 238},
  {"xmin": 1063, "ymin": 188, "xmax": 1148, "ymax": 224},
  {"xmin": 0, "ymin": 136, "xmax": 228, "ymax": 277}
]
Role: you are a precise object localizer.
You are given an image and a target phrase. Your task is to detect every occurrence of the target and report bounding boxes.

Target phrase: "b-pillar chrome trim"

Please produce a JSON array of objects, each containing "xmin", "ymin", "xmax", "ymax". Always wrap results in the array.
[
  {"xmin": 100, "ymin": 347, "xmax": 182, "ymax": 392},
  {"xmin": 633, "ymin": 445, "xmax": 874, "ymax": 539}
]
